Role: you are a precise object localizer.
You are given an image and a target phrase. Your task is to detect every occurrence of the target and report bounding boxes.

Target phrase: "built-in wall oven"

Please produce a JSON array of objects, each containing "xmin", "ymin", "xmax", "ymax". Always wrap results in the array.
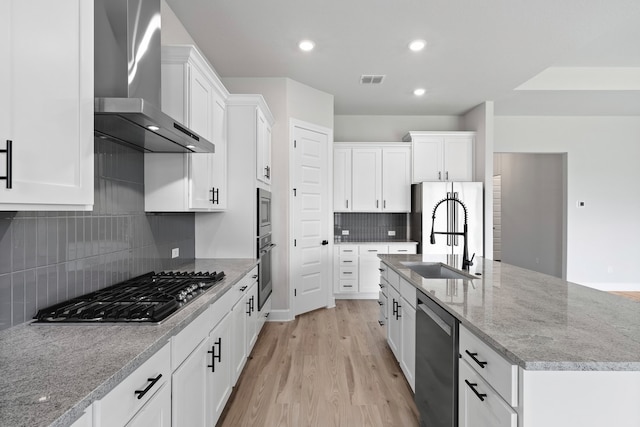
[{"xmin": 257, "ymin": 188, "xmax": 274, "ymax": 310}]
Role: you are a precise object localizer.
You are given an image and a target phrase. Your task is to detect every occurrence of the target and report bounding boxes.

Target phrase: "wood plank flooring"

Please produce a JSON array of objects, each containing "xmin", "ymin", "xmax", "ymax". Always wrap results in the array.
[
  {"xmin": 218, "ymin": 300, "xmax": 419, "ymax": 427},
  {"xmin": 610, "ymin": 291, "xmax": 640, "ymax": 302}
]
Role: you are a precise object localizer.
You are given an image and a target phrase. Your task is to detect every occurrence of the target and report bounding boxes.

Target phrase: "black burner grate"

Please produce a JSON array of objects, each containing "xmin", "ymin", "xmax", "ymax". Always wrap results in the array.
[{"xmin": 33, "ymin": 271, "xmax": 225, "ymax": 323}]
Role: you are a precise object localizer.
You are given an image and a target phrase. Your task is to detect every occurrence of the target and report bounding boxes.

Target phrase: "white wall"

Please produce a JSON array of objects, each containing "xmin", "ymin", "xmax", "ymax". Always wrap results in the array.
[
  {"xmin": 161, "ymin": 0, "xmax": 197, "ymax": 45},
  {"xmin": 495, "ymin": 116, "xmax": 640, "ymax": 291},
  {"xmin": 334, "ymin": 115, "xmax": 463, "ymax": 141},
  {"xmin": 462, "ymin": 102, "xmax": 494, "ymax": 260}
]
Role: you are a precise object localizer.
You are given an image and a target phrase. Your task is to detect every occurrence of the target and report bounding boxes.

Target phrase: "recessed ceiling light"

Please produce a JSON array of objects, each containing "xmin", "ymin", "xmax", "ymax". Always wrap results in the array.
[
  {"xmin": 147, "ymin": 125, "xmax": 160, "ymax": 131},
  {"xmin": 409, "ymin": 39, "xmax": 427, "ymax": 52},
  {"xmin": 413, "ymin": 88, "xmax": 426, "ymax": 96},
  {"xmin": 299, "ymin": 40, "xmax": 315, "ymax": 52},
  {"xmin": 186, "ymin": 144, "xmax": 195, "ymax": 149}
]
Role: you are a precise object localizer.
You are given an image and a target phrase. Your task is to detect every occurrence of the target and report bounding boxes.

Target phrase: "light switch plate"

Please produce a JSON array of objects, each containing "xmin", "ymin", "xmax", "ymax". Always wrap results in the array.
[
  {"xmin": 171, "ymin": 248, "xmax": 179, "ymax": 258},
  {"xmin": 388, "ymin": 230, "xmax": 396, "ymax": 236},
  {"xmin": 342, "ymin": 230, "xmax": 350, "ymax": 235}
]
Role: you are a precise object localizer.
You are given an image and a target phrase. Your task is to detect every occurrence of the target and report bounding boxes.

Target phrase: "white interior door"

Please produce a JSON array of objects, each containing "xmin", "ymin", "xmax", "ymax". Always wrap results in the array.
[{"xmin": 291, "ymin": 122, "xmax": 331, "ymax": 316}]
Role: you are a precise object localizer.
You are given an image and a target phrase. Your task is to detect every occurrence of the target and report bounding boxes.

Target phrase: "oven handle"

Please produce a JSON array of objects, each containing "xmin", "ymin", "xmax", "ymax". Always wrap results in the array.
[{"xmin": 259, "ymin": 243, "xmax": 276, "ymax": 255}]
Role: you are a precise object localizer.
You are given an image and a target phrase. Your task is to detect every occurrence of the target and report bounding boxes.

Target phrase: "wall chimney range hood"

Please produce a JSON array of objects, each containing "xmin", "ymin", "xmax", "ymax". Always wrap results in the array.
[{"xmin": 94, "ymin": 0, "xmax": 214, "ymax": 153}]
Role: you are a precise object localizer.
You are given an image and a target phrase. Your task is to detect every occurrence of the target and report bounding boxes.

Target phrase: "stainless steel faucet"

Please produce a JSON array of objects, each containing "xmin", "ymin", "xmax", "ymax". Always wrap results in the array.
[{"xmin": 430, "ymin": 197, "xmax": 475, "ymax": 270}]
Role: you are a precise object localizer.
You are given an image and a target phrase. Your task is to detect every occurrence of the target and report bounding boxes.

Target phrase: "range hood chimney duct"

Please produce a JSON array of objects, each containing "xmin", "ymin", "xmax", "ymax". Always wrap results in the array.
[{"xmin": 94, "ymin": 0, "xmax": 214, "ymax": 153}]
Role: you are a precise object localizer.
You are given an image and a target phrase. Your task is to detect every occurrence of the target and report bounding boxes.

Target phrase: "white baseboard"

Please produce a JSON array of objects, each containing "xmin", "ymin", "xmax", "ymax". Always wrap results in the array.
[
  {"xmin": 579, "ymin": 282, "xmax": 640, "ymax": 292},
  {"xmin": 334, "ymin": 292, "xmax": 378, "ymax": 300},
  {"xmin": 267, "ymin": 309, "xmax": 294, "ymax": 322}
]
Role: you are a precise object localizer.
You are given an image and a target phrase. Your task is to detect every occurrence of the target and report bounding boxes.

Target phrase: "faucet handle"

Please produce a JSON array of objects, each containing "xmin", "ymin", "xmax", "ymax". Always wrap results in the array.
[{"xmin": 468, "ymin": 253, "xmax": 475, "ymax": 266}]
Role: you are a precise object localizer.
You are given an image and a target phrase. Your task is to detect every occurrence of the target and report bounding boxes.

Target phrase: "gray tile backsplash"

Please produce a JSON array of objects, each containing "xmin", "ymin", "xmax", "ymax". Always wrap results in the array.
[
  {"xmin": 0, "ymin": 139, "xmax": 195, "ymax": 331},
  {"xmin": 334, "ymin": 212, "xmax": 409, "ymax": 242}
]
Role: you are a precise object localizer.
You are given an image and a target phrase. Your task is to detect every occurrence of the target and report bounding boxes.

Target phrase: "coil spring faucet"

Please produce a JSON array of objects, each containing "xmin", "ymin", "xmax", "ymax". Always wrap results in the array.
[{"xmin": 430, "ymin": 197, "xmax": 475, "ymax": 270}]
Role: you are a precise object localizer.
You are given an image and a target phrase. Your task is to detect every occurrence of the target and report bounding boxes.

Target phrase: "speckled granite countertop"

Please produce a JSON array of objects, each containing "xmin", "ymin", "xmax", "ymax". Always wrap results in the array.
[
  {"xmin": 380, "ymin": 254, "xmax": 640, "ymax": 372},
  {"xmin": 0, "ymin": 258, "xmax": 257, "ymax": 427}
]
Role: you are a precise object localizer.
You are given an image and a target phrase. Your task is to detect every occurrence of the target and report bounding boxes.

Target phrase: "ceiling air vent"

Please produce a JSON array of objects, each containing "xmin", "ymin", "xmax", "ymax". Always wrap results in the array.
[{"xmin": 360, "ymin": 74, "xmax": 386, "ymax": 84}]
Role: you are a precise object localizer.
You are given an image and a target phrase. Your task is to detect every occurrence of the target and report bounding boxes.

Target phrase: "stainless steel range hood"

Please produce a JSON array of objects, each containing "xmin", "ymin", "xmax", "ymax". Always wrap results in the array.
[{"xmin": 94, "ymin": 0, "xmax": 214, "ymax": 153}]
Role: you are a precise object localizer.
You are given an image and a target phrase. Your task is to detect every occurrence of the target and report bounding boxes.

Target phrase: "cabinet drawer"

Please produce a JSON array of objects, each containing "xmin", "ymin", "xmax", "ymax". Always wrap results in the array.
[
  {"xmin": 378, "ymin": 291, "xmax": 387, "ymax": 321},
  {"xmin": 400, "ymin": 278, "xmax": 416, "ymax": 309},
  {"xmin": 459, "ymin": 359, "xmax": 517, "ymax": 427},
  {"xmin": 339, "ymin": 280, "xmax": 357, "ymax": 292},
  {"xmin": 339, "ymin": 245, "xmax": 358, "ymax": 255},
  {"xmin": 210, "ymin": 286, "xmax": 236, "ymax": 330},
  {"xmin": 360, "ymin": 245, "xmax": 389, "ymax": 257},
  {"xmin": 172, "ymin": 307, "xmax": 211, "ymax": 370},
  {"xmin": 386, "ymin": 267, "xmax": 400, "ymax": 291},
  {"xmin": 460, "ymin": 325, "xmax": 518, "ymax": 406},
  {"xmin": 339, "ymin": 266, "xmax": 358, "ymax": 280},
  {"xmin": 338, "ymin": 256, "xmax": 357, "ymax": 266},
  {"xmin": 97, "ymin": 342, "xmax": 171, "ymax": 427},
  {"xmin": 379, "ymin": 261, "xmax": 389, "ymax": 282},
  {"xmin": 388, "ymin": 244, "xmax": 417, "ymax": 254}
]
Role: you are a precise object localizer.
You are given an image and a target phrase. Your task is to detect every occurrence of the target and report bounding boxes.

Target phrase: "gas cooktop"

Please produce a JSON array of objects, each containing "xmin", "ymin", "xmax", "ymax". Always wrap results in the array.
[{"xmin": 33, "ymin": 270, "xmax": 225, "ymax": 324}]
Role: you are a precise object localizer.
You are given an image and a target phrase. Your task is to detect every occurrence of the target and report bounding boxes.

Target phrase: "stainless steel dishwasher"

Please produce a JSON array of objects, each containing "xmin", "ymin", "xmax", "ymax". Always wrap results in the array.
[{"xmin": 415, "ymin": 288, "xmax": 459, "ymax": 427}]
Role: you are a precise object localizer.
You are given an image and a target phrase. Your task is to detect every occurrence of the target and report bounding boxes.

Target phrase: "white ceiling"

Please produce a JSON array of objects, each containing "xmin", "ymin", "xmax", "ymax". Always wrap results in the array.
[{"xmin": 166, "ymin": 0, "xmax": 640, "ymax": 116}]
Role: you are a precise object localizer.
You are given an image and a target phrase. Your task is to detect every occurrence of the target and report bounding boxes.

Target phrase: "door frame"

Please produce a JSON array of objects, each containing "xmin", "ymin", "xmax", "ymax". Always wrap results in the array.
[{"xmin": 289, "ymin": 118, "xmax": 335, "ymax": 316}]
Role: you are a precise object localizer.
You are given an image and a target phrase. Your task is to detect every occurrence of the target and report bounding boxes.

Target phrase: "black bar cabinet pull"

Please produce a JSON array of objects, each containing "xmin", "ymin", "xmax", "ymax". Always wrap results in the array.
[
  {"xmin": 392, "ymin": 299, "xmax": 397, "ymax": 316},
  {"xmin": 207, "ymin": 338, "xmax": 222, "ymax": 372},
  {"xmin": 212, "ymin": 188, "xmax": 219, "ymax": 204},
  {"xmin": 1, "ymin": 140, "xmax": 12, "ymax": 189},
  {"xmin": 465, "ymin": 350, "xmax": 488, "ymax": 368},
  {"xmin": 134, "ymin": 374, "xmax": 162, "ymax": 399},
  {"xmin": 246, "ymin": 300, "xmax": 252, "ymax": 316},
  {"xmin": 465, "ymin": 380, "xmax": 487, "ymax": 401},
  {"xmin": 396, "ymin": 302, "xmax": 402, "ymax": 319},
  {"xmin": 240, "ymin": 285, "xmax": 247, "ymax": 292}
]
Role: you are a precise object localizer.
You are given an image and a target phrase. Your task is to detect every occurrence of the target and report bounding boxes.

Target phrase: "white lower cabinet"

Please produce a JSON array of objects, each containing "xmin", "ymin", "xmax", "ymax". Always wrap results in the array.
[
  {"xmin": 399, "ymin": 290, "xmax": 416, "ymax": 392},
  {"xmin": 334, "ymin": 243, "xmax": 416, "ymax": 298},
  {"xmin": 382, "ymin": 262, "xmax": 416, "ymax": 392},
  {"xmin": 459, "ymin": 359, "xmax": 517, "ymax": 427},
  {"xmin": 95, "ymin": 343, "xmax": 171, "ymax": 427},
  {"xmin": 69, "ymin": 406, "xmax": 92, "ymax": 427},
  {"xmin": 91, "ymin": 265, "xmax": 268, "ymax": 427}
]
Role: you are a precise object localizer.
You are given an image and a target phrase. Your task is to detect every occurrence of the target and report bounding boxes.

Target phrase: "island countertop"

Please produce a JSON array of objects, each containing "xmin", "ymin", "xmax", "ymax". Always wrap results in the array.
[
  {"xmin": 379, "ymin": 254, "xmax": 640, "ymax": 371},
  {"xmin": 0, "ymin": 258, "xmax": 258, "ymax": 427}
]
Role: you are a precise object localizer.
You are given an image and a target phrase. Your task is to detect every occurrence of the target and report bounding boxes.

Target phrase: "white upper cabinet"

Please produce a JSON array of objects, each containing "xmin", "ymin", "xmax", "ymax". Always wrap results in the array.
[
  {"xmin": 381, "ymin": 147, "xmax": 411, "ymax": 211},
  {"xmin": 333, "ymin": 148, "xmax": 352, "ymax": 212},
  {"xmin": 405, "ymin": 131, "xmax": 474, "ymax": 183},
  {"xmin": 0, "ymin": 0, "xmax": 94, "ymax": 211},
  {"xmin": 256, "ymin": 108, "xmax": 272, "ymax": 185},
  {"xmin": 334, "ymin": 143, "xmax": 411, "ymax": 212},
  {"xmin": 352, "ymin": 148, "xmax": 382, "ymax": 211},
  {"xmin": 145, "ymin": 45, "xmax": 229, "ymax": 212}
]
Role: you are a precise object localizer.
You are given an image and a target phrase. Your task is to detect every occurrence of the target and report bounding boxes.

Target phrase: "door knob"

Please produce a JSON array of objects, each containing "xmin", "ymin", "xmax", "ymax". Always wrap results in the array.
[{"xmin": 321, "ymin": 240, "xmax": 329, "ymax": 245}]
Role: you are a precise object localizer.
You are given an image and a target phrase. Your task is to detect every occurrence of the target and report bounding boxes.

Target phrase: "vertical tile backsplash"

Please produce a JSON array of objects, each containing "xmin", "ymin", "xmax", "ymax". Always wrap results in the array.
[
  {"xmin": 0, "ymin": 139, "xmax": 195, "ymax": 331},
  {"xmin": 334, "ymin": 213, "xmax": 409, "ymax": 242}
]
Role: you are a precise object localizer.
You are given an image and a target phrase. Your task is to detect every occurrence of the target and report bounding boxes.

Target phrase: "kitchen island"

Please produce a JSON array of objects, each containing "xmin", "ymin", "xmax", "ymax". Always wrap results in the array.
[
  {"xmin": 0, "ymin": 258, "xmax": 258, "ymax": 427},
  {"xmin": 380, "ymin": 254, "xmax": 640, "ymax": 427}
]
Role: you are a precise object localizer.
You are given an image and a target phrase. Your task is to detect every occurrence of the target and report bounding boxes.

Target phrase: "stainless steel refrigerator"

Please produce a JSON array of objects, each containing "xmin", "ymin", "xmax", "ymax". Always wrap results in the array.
[{"xmin": 411, "ymin": 182, "xmax": 483, "ymax": 257}]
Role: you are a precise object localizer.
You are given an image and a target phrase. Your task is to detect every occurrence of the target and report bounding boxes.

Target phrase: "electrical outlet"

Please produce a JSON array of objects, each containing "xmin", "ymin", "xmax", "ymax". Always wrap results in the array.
[
  {"xmin": 342, "ymin": 230, "xmax": 350, "ymax": 235},
  {"xmin": 388, "ymin": 230, "xmax": 396, "ymax": 236},
  {"xmin": 171, "ymin": 248, "xmax": 179, "ymax": 258}
]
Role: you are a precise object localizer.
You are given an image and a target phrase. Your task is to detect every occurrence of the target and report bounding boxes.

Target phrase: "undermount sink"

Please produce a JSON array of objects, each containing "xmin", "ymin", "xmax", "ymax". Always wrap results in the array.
[{"xmin": 401, "ymin": 262, "xmax": 476, "ymax": 280}]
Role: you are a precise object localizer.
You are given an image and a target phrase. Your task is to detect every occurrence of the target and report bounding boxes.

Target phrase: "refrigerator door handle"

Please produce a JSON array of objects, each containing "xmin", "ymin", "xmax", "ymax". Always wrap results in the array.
[
  {"xmin": 446, "ymin": 191, "xmax": 452, "ymax": 247},
  {"xmin": 453, "ymin": 191, "xmax": 459, "ymax": 246}
]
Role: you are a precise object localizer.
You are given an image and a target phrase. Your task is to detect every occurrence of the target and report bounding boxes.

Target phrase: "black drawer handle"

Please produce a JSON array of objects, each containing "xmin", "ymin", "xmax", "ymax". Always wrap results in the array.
[
  {"xmin": 465, "ymin": 379, "xmax": 487, "ymax": 402},
  {"xmin": 240, "ymin": 285, "xmax": 248, "ymax": 292},
  {"xmin": 465, "ymin": 350, "xmax": 488, "ymax": 368},
  {"xmin": 378, "ymin": 268, "xmax": 385, "ymax": 272},
  {"xmin": 207, "ymin": 338, "xmax": 222, "ymax": 372},
  {"xmin": 377, "ymin": 300, "xmax": 383, "ymax": 306},
  {"xmin": 378, "ymin": 320, "xmax": 385, "ymax": 326},
  {"xmin": 343, "ymin": 260, "xmax": 353, "ymax": 263},
  {"xmin": 252, "ymin": 274, "xmax": 258, "ymax": 279},
  {"xmin": 134, "ymin": 374, "xmax": 162, "ymax": 400}
]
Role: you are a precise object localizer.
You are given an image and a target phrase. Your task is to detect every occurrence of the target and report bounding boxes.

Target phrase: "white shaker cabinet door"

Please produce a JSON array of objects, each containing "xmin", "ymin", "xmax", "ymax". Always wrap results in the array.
[
  {"xmin": 126, "ymin": 382, "xmax": 171, "ymax": 427},
  {"xmin": 0, "ymin": 0, "xmax": 94, "ymax": 210},
  {"xmin": 333, "ymin": 148, "xmax": 352, "ymax": 212},
  {"xmin": 443, "ymin": 136, "xmax": 473, "ymax": 182},
  {"xmin": 382, "ymin": 147, "xmax": 411, "ymax": 211},
  {"xmin": 172, "ymin": 337, "xmax": 208, "ymax": 426},
  {"xmin": 351, "ymin": 148, "xmax": 382, "ymax": 211},
  {"xmin": 412, "ymin": 138, "xmax": 444, "ymax": 182}
]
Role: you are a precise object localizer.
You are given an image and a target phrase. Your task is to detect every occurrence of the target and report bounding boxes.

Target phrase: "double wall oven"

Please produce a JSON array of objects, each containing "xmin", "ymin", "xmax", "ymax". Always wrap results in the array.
[{"xmin": 257, "ymin": 188, "xmax": 274, "ymax": 310}]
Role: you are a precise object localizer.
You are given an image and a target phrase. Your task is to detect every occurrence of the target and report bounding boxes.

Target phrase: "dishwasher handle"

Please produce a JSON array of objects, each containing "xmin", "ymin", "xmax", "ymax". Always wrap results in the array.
[{"xmin": 418, "ymin": 303, "xmax": 452, "ymax": 336}]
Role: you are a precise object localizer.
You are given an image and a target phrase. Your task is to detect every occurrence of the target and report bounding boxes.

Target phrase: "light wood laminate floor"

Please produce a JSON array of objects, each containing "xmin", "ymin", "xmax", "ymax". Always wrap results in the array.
[
  {"xmin": 218, "ymin": 300, "xmax": 419, "ymax": 427},
  {"xmin": 611, "ymin": 291, "xmax": 640, "ymax": 302}
]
